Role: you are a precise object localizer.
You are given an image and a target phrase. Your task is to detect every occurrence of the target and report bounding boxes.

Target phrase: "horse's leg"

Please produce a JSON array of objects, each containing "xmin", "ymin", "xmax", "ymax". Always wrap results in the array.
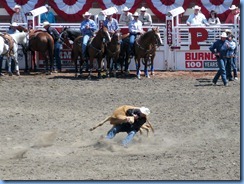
[
  {"xmin": 97, "ymin": 57, "xmax": 102, "ymax": 79},
  {"xmin": 106, "ymin": 56, "xmax": 110, "ymax": 78},
  {"xmin": 136, "ymin": 57, "xmax": 141, "ymax": 79},
  {"xmin": 88, "ymin": 57, "xmax": 93, "ymax": 80},
  {"xmin": 7, "ymin": 57, "xmax": 13, "ymax": 76},
  {"xmin": 144, "ymin": 58, "xmax": 149, "ymax": 78},
  {"xmin": 14, "ymin": 53, "xmax": 20, "ymax": 76}
]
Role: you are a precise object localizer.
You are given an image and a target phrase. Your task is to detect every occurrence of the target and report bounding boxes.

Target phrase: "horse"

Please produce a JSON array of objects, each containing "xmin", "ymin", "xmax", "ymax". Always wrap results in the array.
[
  {"xmin": 0, "ymin": 26, "xmax": 28, "ymax": 76},
  {"xmin": 27, "ymin": 29, "xmax": 54, "ymax": 74},
  {"xmin": 60, "ymin": 27, "xmax": 82, "ymax": 42},
  {"xmin": 134, "ymin": 27, "xmax": 162, "ymax": 79},
  {"xmin": 87, "ymin": 26, "xmax": 111, "ymax": 79},
  {"xmin": 71, "ymin": 35, "xmax": 83, "ymax": 77},
  {"xmin": 105, "ymin": 31, "xmax": 121, "ymax": 77},
  {"xmin": 118, "ymin": 33, "xmax": 131, "ymax": 75}
]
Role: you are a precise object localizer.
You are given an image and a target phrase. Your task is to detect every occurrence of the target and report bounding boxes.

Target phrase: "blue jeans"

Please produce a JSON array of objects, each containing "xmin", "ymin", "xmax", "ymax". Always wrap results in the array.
[
  {"xmin": 232, "ymin": 57, "xmax": 238, "ymax": 78},
  {"xmin": 106, "ymin": 124, "xmax": 137, "ymax": 146},
  {"xmin": 54, "ymin": 41, "xmax": 61, "ymax": 70},
  {"xmin": 82, "ymin": 35, "xmax": 90, "ymax": 57},
  {"xmin": 226, "ymin": 58, "xmax": 233, "ymax": 80},
  {"xmin": 213, "ymin": 58, "xmax": 227, "ymax": 85},
  {"xmin": 128, "ymin": 33, "xmax": 137, "ymax": 54}
]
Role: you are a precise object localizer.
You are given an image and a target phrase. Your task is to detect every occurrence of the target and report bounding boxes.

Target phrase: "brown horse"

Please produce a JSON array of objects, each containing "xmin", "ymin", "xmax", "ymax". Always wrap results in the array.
[
  {"xmin": 134, "ymin": 27, "xmax": 162, "ymax": 79},
  {"xmin": 105, "ymin": 31, "xmax": 121, "ymax": 77},
  {"xmin": 87, "ymin": 26, "xmax": 111, "ymax": 79},
  {"xmin": 71, "ymin": 35, "xmax": 84, "ymax": 77},
  {"xmin": 28, "ymin": 30, "xmax": 54, "ymax": 74}
]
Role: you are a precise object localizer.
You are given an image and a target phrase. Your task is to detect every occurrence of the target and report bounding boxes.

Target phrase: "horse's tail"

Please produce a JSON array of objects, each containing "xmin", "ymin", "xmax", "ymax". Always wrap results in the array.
[{"xmin": 89, "ymin": 116, "xmax": 111, "ymax": 131}]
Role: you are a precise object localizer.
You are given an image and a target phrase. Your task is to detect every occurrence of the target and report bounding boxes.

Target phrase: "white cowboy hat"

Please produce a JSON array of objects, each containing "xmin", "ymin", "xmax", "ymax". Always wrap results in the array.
[
  {"xmin": 229, "ymin": 5, "xmax": 238, "ymax": 10},
  {"xmin": 45, "ymin": 4, "xmax": 51, "ymax": 9},
  {"xmin": 225, "ymin": 29, "xmax": 232, "ymax": 33},
  {"xmin": 43, "ymin": 21, "xmax": 50, "ymax": 27},
  {"xmin": 140, "ymin": 7, "xmax": 147, "ymax": 11},
  {"xmin": 123, "ymin": 7, "xmax": 130, "ymax": 11},
  {"xmin": 13, "ymin": 4, "xmax": 21, "ymax": 10},
  {"xmin": 83, "ymin": 12, "xmax": 92, "ymax": 17},
  {"xmin": 192, "ymin": 5, "xmax": 201, "ymax": 10},
  {"xmin": 140, "ymin": 107, "xmax": 150, "ymax": 116},
  {"xmin": 133, "ymin": 12, "xmax": 139, "ymax": 16},
  {"xmin": 11, "ymin": 22, "xmax": 18, "ymax": 27},
  {"xmin": 220, "ymin": 32, "xmax": 227, "ymax": 38}
]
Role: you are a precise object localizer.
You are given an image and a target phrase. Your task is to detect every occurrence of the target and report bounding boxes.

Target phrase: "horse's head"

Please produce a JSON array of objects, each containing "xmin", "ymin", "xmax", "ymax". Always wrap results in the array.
[
  {"xmin": 100, "ymin": 26, "xmax": 111, "ymax": 42},
  {"xmin": 152, "ymin": 27, "xmax": 163, "ymax": 46},
  {"xmin": 111, "ymin": 31, "xmax": 121, "ymax": 44}
]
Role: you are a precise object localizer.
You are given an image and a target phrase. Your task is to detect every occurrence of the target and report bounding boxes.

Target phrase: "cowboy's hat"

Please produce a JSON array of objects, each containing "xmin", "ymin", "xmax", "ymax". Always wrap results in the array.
[
  {"xmin": 140, "ymin": 7, "xmax": 147, "ymax": 11},
  {"xmin": 11, "ymin": 22, "xmax": 18, "ymax": 27},
  {"xmin": 192, "ymin": 5, "xmax": 201, "ymax": 10},
  {"xmin": 45, "ymin": 4, "xmax": 51, "ymax": 9},
  {"xmin": 140, "ymin": 107, "xmax": 150, "ymax": 116},
  {"xmin": 13, "ymin": 4, "xmax": 21, "ymax": 11},
  {"xmin": 133, "ymin": 12, "xmax": 139, "ymax": 16},
  {"xmin": 220, "ymin": 32, "xmax": 227, "ymax": 38},
  {"xmin": 225, "ymin": 29, "xmax": 232, "ymax": 33},
  {"xmin": 43, "ymin": 21, "xmax": 50, "ymax": 27},
  {"xmin": 83, "ymin": 12, "xmax": 91, "ymax": 17},
  {"xmin": 229, "ymin": 5, "xmax": 238, "ymax": 10},
  {"xmin": 123, "ymin": 7, "xmax": 130, "ymax": 11}
]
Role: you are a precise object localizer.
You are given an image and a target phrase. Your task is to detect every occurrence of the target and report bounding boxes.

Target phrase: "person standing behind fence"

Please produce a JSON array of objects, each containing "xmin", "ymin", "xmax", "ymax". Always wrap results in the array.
[
  {"xmin": 40, "ymin": 4, "xmax": 56, "ymax": 23},
  {"xmin": 119, "ymin": 7, "xmax": 133, "ymax": 26},
  {"xmin": 128, "ymin": 12, "xmax": 144, "ymax": 58},
  {"xmin": 11, "ymin": 5, "xmax": 27, "ymax": 26},
  {"xmin": 225, "ymin": 5, "xmax": 240, "ymax": 24},
  {"xmin": 138, "ymin": 7, "xmax": 152, "ymax": 26},
  {"xmin": 224, "ymin": 34, "xmax": 236, "ymax": 81},
  {"xmin": 80, "ymin": 12, "xmax": 97, "ymax": 60},
  {"xmin": 225, "ymin": 29, "xmax": 238, "ymax": 80},
  {"xmin": 208, "ymin": 10, "xmax": 220, "ymax": 25},
  {"xmin": 186, "ymin": 5, "xmax": 209, "ymax": 26},
  {"xmin": 43, "ymin": 21, "xmax": 62, "ymax": 72},
  {"xmin": 209, "ymin": 32, "xmax": 229, "ymax": 86}
]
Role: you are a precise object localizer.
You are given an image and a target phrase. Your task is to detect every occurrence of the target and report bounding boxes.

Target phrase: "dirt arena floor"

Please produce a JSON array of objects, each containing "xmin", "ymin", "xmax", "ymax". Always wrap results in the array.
[{"xmin": 0, "ymin": 70, "xmax": 240, "ymax": 180}]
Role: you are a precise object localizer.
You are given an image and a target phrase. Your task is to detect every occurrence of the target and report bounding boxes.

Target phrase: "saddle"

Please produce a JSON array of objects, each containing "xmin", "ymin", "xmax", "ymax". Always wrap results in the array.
[{"xmin": 0, "ymin": 33, "xmax": 15, "ymax": 57}]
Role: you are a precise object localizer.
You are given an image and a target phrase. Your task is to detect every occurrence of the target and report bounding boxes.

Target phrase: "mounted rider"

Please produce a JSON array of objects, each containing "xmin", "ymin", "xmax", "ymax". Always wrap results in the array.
[
  {"xmin": 103, "ymin": 12, "xmax": 119, "ymax": 35},
  {"xmin": 128, "ymin": 12, "xmax": 144, "ymax": 57},
  {"xmin": 80, "ymin": 12, "xmax": 97, "ymax": 60}
]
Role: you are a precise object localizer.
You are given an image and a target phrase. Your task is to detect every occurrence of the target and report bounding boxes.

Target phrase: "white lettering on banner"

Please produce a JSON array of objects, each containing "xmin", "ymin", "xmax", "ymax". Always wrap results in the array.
[
  {"xmin": 184, "ymin": 52, "xmax": 218, "ymax": 69},
  {"xmin": 60, "ymin": 50, "xmax": 72, "ymax": 60}
]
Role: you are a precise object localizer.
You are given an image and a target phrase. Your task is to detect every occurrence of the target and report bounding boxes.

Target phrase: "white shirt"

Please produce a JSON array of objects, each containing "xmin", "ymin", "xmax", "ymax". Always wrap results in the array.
[{"xmin": 186, "ymin": 13, "xmax": 209, "ymax": 26}]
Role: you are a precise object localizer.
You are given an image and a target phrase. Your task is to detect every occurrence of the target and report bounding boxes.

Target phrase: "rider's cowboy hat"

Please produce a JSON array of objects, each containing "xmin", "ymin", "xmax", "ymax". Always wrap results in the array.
[
  {"xmin": 123, "ymin": 7, "xmax": 130, "ymax": 11},
  {"xmin": 229, "ymin": 5, "xmax": 238, "ymax": 10},
  {"xmin": 13, "ymin": 4, "xmax": 21, "ymax": 11},
  {"xmin": 140, "ymin": 7, "xmax": 147, "ymax": 11},
  {"xmin": 192, "ymin": 5, "xmax": 201, "ymax": 10},
  {"xmin": 45, "ymin": 4, "xmax": 51, "ymax": 9},
  {"xmin": 133, "ymin": 12, "xmax": 139, "ymax": 16},
  {"xmin": 220, "ymin": 32, "xmax": 228, "ymax": 38},
  {"xmin": 11, "ymin": 22, "xmax": 18, "ymax": 27},
  {"xmin": 43, "ymin": 21, "xmax": 50, "ymax": 27},
  {"xmin": 140, "ymin": 107, "xmax": 150, "ymax": 116},
  {"xmin": 83, "ymin": 12, "xmax": 92, "ymax": 17}
]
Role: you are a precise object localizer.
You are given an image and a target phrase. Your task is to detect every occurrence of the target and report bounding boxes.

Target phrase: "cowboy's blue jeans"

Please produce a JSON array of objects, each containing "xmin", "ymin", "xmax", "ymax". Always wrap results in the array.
[
  {"xmin": 232, "ymin": 57, "xmax": 238, "ymax": 78},
  {"xmin": 129, "ymin": 34, "xmax": 136, "ymax": 54},
  {"xmin": 82, "ymin": 35, "xmax": 90, "ymax": 57},
  {"xmin": 54, "ymin": 41, "xmax": 61, "ymax": 70},
  {"xmin": 106, "ymin": 125, "xmax": 137, "ymax": 146},
  {"xmin": 213, "ymin": 58, "xmax": 227, "ymax": 85}
]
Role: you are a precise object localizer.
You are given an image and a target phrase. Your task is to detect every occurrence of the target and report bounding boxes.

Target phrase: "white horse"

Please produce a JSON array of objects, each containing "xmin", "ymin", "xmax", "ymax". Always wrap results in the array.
[{"xmin": 6, "ymin": 31, "xmax": 28, "ymax": 76}]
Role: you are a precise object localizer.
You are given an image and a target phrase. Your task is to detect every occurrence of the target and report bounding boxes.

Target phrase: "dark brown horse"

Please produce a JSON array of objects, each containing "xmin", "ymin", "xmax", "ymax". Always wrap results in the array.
[
  {"xmin": 118, "ymin": 33, "xmax": 130, "ymax": 75},
  {"xmin": 105, "ymin": 31, "xmax": 121, "ymax": 77},
  {"xmin": 87, "ymin": 26, "xmax": 111, "ymax": 79},
  {"xmin": 28, "ymin": 30, "xmax": 54, "ymax": 74},
  {"xmin": 71, "ymin": 35, "xmax": 84, "ymax": 77},
  {"xmin": 134, "ymin": 27, "xmax": 162, "ymax": 79}
]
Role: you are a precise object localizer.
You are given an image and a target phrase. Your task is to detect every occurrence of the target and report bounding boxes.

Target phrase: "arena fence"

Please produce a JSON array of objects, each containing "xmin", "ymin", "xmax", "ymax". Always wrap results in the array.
[{"xmin": 0, "ymin": 7, "xmax": 240, "ymax": 72}]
